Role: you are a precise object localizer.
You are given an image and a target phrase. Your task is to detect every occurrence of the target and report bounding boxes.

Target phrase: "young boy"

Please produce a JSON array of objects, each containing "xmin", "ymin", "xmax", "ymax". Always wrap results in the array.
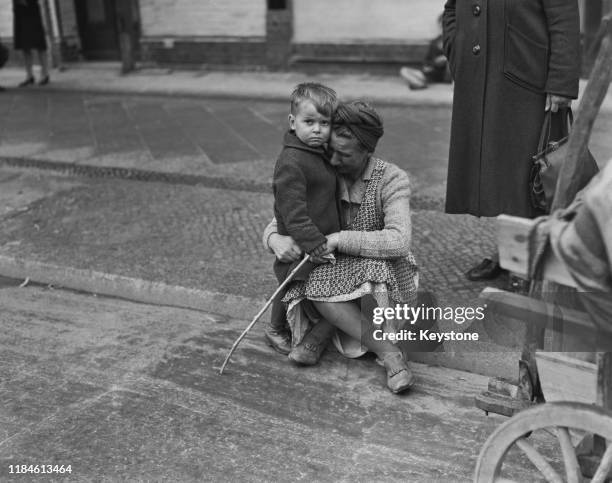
[{"xmin": 265, "ymin": 82, "xmax": 341, "ymax": 358}]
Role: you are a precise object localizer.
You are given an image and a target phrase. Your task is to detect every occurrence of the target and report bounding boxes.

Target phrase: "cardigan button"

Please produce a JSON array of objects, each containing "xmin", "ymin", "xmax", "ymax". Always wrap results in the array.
[
  {"xmin": 472, "ymin": 44, "xmax": 481, "ymax": 55},
  {"xmin": 473, "ymin": 4, "xmax": 481, "ymax": 16}
]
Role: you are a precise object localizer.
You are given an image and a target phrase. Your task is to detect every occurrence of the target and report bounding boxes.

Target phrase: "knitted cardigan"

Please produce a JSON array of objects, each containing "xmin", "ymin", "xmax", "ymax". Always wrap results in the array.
[{"xmin": 336, "ymin": 157, "xmax": 412, "ymax": 259}]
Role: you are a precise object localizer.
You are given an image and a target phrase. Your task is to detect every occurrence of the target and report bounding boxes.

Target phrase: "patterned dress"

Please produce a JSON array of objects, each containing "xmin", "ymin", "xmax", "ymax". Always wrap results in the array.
[{"xmin": 284, "ymin": 158, "xmax": 419, "ymax": 355}]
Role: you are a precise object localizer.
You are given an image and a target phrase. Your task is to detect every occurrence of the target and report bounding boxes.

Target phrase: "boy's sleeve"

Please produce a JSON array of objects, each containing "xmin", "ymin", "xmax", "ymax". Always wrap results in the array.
[
  {"xmin": 274, "ymin": 158, "xmax": 327, "ymax": 253},
  {"xmin": 262, "ymin": 217, "xmax": 278, "ymax": 253}
]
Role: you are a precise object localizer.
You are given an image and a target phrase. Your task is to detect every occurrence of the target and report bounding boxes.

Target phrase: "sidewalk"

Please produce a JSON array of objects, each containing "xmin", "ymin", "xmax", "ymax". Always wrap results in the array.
[
  {"xmin": 2, "ymin": 62, "xmax": 611, "ymax": 110},
  {"xmin": 1, "ymin": 63, "xmax": 455, "ymax": 106}
]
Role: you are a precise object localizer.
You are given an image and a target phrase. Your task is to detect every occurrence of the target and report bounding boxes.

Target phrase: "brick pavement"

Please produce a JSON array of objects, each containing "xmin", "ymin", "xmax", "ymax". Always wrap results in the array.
[
  {"xmin": 0, "ymin": 91, "xmax": 454, "ymax": 202},
  {"xmin": 0, "ymin": 171, "xmax": 500, "ymax": 301}
]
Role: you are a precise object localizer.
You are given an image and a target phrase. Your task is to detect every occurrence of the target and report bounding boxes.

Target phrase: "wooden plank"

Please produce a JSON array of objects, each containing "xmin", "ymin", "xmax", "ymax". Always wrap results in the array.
[
  {"xmin": 597, "ymin": 352, "xmax": 612, "ymax": 410},
  {"xmin": 496, "ymin": 215, "xmax": 576, "ymax": 287},
  {"xmin": 552, "ymin": 16, "xmax": 612, "ymax": 210},
  {"xmin": 480, "ymin": 288, "xmax": 597, "ymax": 335},
  {"xmin": 535, "ymin": 351, "xmax": 598, "ymax": 404},
  {"xmin": 496, "ymin": 215, "xmax": 532, "ymax": 277}
]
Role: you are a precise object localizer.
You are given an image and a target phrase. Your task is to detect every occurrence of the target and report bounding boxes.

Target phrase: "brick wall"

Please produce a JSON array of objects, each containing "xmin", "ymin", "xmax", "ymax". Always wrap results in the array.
[
  {"xmin": 139, "ymin": 0, "xmax": 266, "ymax": 37},
  {"xmin": 293, "ymin": 0, "xmax": 442, "ymax": 44},
  {"xmin": 140, "ymin": 38, "xmax": 266, "ymax": 67}
]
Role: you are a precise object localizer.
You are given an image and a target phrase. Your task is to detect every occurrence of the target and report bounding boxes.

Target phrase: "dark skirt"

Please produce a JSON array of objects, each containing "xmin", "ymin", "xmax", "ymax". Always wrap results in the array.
[{"xmin": 13, "ymin": 0, "xmax": 47, "ymax": 51}]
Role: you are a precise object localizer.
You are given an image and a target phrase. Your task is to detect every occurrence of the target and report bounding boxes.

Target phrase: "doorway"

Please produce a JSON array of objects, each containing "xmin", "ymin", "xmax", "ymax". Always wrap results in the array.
[{"xmin": 74, "ymin": 0, "xmax": 120, "ymax": 60}]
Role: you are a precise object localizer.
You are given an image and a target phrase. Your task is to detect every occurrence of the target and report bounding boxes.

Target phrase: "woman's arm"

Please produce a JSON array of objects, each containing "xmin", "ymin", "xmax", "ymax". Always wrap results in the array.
[
  {"xmin": 542, "ymin": 0, "xmax": 580, "ymax": 100},
  {"xmin": 262, "ymin": 217, "xmax": 302, "ymax": 263},
  {"xmin": 336, "ymin": 165, "xmax": 412, "ymax": 259}
]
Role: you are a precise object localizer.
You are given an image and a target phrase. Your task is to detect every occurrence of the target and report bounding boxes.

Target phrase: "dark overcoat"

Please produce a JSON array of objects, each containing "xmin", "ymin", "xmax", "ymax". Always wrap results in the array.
[
  {"xmin": 443, "ymin": 0, "xmax": 580, "ymax": 217},
  {"xmin": 13, "ymin": 0, "xmax": 47, "ymax": 51}
]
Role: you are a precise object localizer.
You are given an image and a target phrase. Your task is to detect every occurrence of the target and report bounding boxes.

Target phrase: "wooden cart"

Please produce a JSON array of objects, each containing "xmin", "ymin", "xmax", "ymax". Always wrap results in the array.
[{"xmin": 473, "ymin": 16, "xmax": 612, "ymax": 483}]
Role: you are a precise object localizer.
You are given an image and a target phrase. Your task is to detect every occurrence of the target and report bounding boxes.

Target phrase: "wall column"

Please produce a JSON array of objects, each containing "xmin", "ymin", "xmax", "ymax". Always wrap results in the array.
[{"xmin": 266, "ymin": 0, "xmax": 292, "ymax": 70}]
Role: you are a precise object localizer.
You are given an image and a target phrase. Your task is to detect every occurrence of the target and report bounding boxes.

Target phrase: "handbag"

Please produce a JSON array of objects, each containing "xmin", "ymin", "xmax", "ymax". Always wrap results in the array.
[
  {"xmin": 530, "ymin": 108, "xmax": 599, "ymax": 213},
  {"xmin": 0, "ymin": 42, "xmax": 8, "ymax": 69}
]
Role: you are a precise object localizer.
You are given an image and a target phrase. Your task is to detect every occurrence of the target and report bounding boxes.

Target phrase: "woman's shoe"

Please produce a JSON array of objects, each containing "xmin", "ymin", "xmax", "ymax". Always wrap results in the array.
[
  {"xmin": 383, "ymin": 352, "xmax": 415, "ymax": 394},
  {"xmin": 465, "ymin": 258, "xmax": 504, "ymax": 281},
  {"xmin": 38, "ymin": 75, "xmax": 50, "ymax": 86},
  {"xmin": 18, "ymin": 77, "xmax": 35, "ymax": 87}
]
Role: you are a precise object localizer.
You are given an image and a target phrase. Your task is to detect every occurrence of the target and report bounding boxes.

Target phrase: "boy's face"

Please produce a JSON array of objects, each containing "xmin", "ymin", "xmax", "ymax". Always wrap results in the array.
[{"xmin": 288, "ymin": 100, "xmax": 331, "ymax": 148}]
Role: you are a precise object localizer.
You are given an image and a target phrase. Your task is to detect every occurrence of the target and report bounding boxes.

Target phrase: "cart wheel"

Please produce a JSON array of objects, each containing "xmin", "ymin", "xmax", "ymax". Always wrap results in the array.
[{"xmin": 475, "ymin": 402, "xmax": 612, "ymax": 483}]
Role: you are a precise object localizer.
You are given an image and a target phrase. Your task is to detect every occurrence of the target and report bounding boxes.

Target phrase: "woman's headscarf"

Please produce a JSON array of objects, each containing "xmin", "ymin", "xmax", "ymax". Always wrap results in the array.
[{"xmin": 333, "ymin": 100, "xmax": 384, "ymax": 152}]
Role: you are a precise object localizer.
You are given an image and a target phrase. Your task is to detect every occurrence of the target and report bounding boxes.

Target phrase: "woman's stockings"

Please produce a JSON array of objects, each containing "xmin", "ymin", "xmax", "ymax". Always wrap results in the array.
[
  {"xmin": 23, "ymin": 51, "xmax": 34, "ymax": 79},
  {"xmin": 22, "ymin": 50, "xmax": 49, "ymax": 81},
  {"xmin": 37, "ymin": 49, "xmax": 49, "ymax": 79},
  {"xmin": 313, "ymin": 300, "xmax": 401, "ymax": 358}
]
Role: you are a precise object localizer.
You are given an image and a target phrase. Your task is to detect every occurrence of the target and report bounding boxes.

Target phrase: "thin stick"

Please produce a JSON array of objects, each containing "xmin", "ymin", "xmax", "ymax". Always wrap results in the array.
[{"xmin": 218, "ymin": 255, "xmax": 311, "ymax": 374}]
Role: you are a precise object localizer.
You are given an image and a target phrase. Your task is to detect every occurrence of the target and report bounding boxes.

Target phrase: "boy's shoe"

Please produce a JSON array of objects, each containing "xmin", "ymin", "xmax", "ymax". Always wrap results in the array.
[
  {"xmin": 288, "ymin": 322, "xmax": 334, "ymax": 366},
  {"xmin": 264, "ymin": 326, "xmax": 292, "ymax": 355},
  {"xmin": 288, "ymin": 339, "xmax": 325, "ymax": 365},
  {"xmin": 382, "ymin": 352, "xmax": 415, "ymax": 394}
]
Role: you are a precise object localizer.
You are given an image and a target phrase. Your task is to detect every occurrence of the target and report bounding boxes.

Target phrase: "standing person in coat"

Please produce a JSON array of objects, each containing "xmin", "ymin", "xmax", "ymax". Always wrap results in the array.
[
  {"xmin": 13, "ymin": 0, "xmax": 50, "ymax": 86},
  {"xmin": 442, "ymin": 0, "xmax": 581, "ymax": 281}
]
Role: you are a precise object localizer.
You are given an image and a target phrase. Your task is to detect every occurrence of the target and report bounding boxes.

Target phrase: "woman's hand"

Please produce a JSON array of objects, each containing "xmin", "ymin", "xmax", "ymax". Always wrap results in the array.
[
  {"xmin": 268, "ymin": 233, "xmax": 302, "ymax": 263},
  {"xmin": 545, "ymin": 94, "xmax": 572, "ymax": 113},
  {"xmin": 322, "ymin": 233, "xmax": 340, "ymax": 254}
]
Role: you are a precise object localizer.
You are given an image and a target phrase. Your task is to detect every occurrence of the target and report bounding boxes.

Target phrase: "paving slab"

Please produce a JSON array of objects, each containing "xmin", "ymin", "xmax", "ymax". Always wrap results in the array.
[{"xmin": 0, "ymin": 285, "xmax": 559, "ymax": 482}]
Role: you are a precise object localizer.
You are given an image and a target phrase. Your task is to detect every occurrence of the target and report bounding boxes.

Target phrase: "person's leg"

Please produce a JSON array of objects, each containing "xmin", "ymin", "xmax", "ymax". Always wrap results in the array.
[
  {"xmin": 287, "ymin": 301, "xmax": 335, "ymax": 365},
  {"xmin": 399, "ymin": 66, "xmax": 427, "ymax": 90},
  {"xmin": 265, "ymin": 297, "xmax": 292, "ymax": 355},
  {"xmin": 313, "ymin": 300, "xmax": 397, "ymax": 356},
  {"xmin": 37, "ymin": 50, "xmax": 49, "ymax": 84},
  {"xmin": 313, "ymin": 300, "xmax": 415, "ymax": 393},
  {"xmin": 20, "ymin": 51, "xmax": 35, "ymax": 86}
]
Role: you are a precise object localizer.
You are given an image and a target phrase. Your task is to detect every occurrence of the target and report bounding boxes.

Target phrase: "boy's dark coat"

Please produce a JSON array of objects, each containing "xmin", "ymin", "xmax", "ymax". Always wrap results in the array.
[{"xmin": 273, "ymin": 131, "xmax": 340, "ymax": 282}]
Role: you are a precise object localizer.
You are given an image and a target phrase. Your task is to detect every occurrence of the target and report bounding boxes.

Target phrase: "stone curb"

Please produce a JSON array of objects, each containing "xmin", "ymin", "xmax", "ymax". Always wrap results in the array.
[
  {"xmin": 0, "ymin": 255, "xmax": 263, "ymax": 320},
  {"xmin": 40, "ymin": 83, "xmax": 454, "ymax": 108}
]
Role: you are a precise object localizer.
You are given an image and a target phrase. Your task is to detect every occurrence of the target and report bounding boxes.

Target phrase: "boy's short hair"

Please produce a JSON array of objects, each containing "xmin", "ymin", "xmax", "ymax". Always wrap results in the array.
[{"xmin": 290, "ymin": 82, "xmax": 338, "ymax": 117}]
